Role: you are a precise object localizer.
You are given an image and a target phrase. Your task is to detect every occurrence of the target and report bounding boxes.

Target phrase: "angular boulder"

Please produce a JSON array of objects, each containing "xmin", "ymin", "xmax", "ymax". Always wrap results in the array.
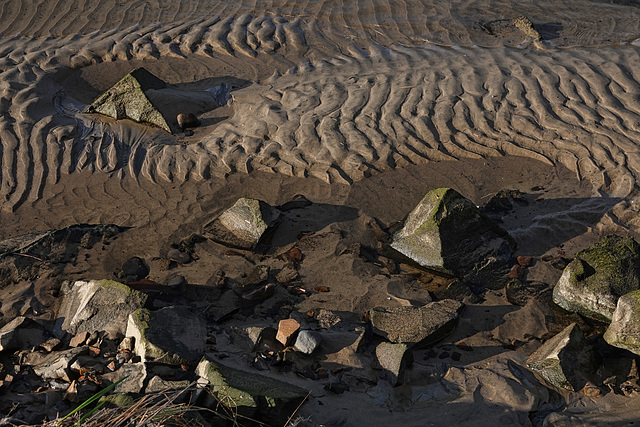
[
  {"xmin": 196, "ymin": 355, "xmax": 307, "ymax": 423},
  {"xmin": 390, "ymin": 188, "xmax": 516, "ymax": 278},
  {"xmin": 203, "ymin": 198, "xmax": 281, "ymax": 250},
  {"xmin": 369, "ymin": 299, "xmax": 463, "ymax": 347},
  {"xmin": 126, "ymin": 306, "xmax": 207, "ymax": 365},
  {"xmin": 55, "ymin": 280, "xmax": 147, "ymax": 337},
  {"xmin": 603, "ymin": 289, "xmax": 640, "ymax": 355},
  {"xmin": 83, "ymin": 68, "xmax": 171, "ymax": 133},
  {"xmin": 553, "ymin": 235, "xmax": 640, "ymax": 323},
  {"xmin": 526, "ymin": 323, "xmax": 599, "ymax": 392},
  {"xmin": 375, "ymin": 342, "xmax": 413, "ymax": 386}
]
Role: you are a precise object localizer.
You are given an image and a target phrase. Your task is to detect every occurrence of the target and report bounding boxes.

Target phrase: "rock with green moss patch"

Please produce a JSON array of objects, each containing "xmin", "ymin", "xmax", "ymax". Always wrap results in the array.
[
  {"xmin": 603, "ymin": 289, "xmax": 640, "ymax": 355},
  {"xmin": 126, "ymin": 306, "xmax": 206, "ymax": 365},
  {"xmin": 203, "ymin": 198, "xmax": 281, "ymax": 250},
  {"xmin": 54, "ymin": 280, "xmax": 147, "ymax": 337},
  {"xmin": 553, "ymin": 235, "xmax": 640, "ymax": 323},
  {"xmin": 390, "ymin": 188, "xmax": 516, "ymax": 280},
  {"xmin": 196, "ymin": 355, "xmax": 307, "ymax": 423},
  {"xmin": 526, "ymin": 323, "xmax": 598, "ymax": 392}
]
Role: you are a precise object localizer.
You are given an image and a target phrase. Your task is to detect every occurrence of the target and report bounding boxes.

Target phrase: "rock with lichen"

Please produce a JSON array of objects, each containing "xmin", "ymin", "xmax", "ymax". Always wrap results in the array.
[
  {"xmin": 389, "ymin": 187, "xmax": 516, "ymax": 281},
  {"xmin": 604, "ymin": 289, "xmax": 640, "ymax": 355},
  {"xmin": 553, "ymin": 235, "xmax": 640, "ymax": 323},
  {"xmin": 512, "ymin": 16, "xmax": 542, "ymax": 41}
]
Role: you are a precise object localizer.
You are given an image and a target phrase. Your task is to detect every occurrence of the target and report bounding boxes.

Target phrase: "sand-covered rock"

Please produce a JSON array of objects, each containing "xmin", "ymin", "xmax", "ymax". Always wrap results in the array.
[
  {"xmin": 604, "ymin": 289, "xmax": 640, "ymax": 355},
  {"xmin": 369, "ymin": 299, "xmax": 463, "ymax": 347},
  {"xmin": 553, "ymin": 235, "xmax": 640, "ymax": 323},
  {"xmin": 203, "ymin": 198, "xmax": 281, "ymax": 250},
  {"xmin": 196, "ymin": 355, "xmax": 307, "ymax": 423},
  {"xmin": 389, "ymin": 188, "xmax": 515, "ymax": 280},
  {"xmin": 126, "ymin": 306, "xmax": 206, "ymax": 365},
  {"xmin": 55, "ymin": 279, "xmax": 147, "ymax": 337},
  {"xmin": 526, "ymin": 323, "xmax": 599, "ymax": 392}
]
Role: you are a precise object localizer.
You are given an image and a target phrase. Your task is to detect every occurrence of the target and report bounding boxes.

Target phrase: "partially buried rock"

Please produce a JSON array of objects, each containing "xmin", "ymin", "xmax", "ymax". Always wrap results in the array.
[
  {"xmin": 603, "ymin": 289, "xmax": 640, "ymax": 355},
  {"xmin": 369, "ymin": 299, "xmax": 463, "ymax": 347},
  {"xmin": 121, "ymin": 257, "xmax": 150, "ymax": 283},
  {"xmin": 526, "ymin": 323, "xmax": 599, "ymax": 392},
  {"xmin": 389, "ymin": 188, "xmax": 516, "ymax": 281},
  {"xmin": 553, "ymin": 234, "xmax": 640, "ymax": 323},
  {"xmin": 177, "ymin": 113, "xmax": 200, "ymax": 130},
  {"xmin": 0, "ymin": 317, "xmax": 46, "ymax": 352},
  {"xmin": 196, "ymin": 355, "xmax": 307, "ymax": 424},
  {"xmin": 375, "ymin": 342, "xmax": 413, "ymax": 386},
  {"xmin": 204, "ymin": 198, "xmax": 281, "ymax": 250},
  {"xmin": 126, "ymin": 306, "xmax": 206, "ymax": 365}
]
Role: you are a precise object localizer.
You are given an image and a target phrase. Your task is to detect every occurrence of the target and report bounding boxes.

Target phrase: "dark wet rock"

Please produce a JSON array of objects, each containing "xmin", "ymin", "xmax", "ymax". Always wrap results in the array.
[
  {"xmin": 0, "ymin": 317, "xmax": 46, "ymax": 352},
  {"xmin": 33, "ymin": 347, "xmax": 87, "ymax": 381},
  {"xmin": 166, "ymin": 275, "xmax": 187, "ymax": 288},
  {"xmin": 482, "ymin": 189, "xmax": 528, "ymax": 214},
  {"xmin": 506, "ymin": 280, "xmax": 548, "ymax": 307},
  {"xmin": 84, "ymin": 68, "xmax": 172, "ymax": 133},
  {"xmin": 553, "ymin": 235, "xmax": 640, "ymax": 323},
  {"xmin": 279, "ymin": 194, "xmax": 313, "ymax": 211},
  {"xmin": 389, "ymin": 188, "xmax": 516, "ymax": 283},
  {"xmin": 177, "ymin": 113, "xmax": 200, "ymax": 130},
  {"xmin": 603, "ymin": 289, "xmax": 640, "ymax": 355},
  {"xmin": 369, "ymin": 299, "xmax": 464, "ymax": 347},
  {"xmin": 294, "ymin": 330, "xmax": 322, "ymax": 355},
  {"xmin": 375, "ymin": 342, "xmax": 413, "ymax": 386},
  {"xmin": 203, "ymin": 198, "xmax": 281, "ymax": 250},
  {"xmin": 121, "ymin": 257, "xmax": 150, "ymax": 282},
  {"xmin": 54, "ymin": 279, "xmax": 147, "ymax": 337},
  {"xmin": 126, "ymin": 306, "xmax": 206, "ymax": 365},
  {"xmin": 526, "ymin": 323, "xmax": 599, "ymax": 392},
  {"xmin": 196, "ymin": 355, "xmax": 307, "ymax": 423},
  {"xmin": 167, "ymin": 249, "xmax": 192, "ymax": 264}
]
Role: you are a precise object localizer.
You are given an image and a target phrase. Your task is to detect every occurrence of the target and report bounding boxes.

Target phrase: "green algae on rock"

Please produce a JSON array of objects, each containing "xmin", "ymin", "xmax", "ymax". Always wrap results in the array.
[
  {"xmin": 552, "ymin": 235, "xmax": 640, "ymax": 323},
  {"xmin": 603, "ymin": 289, "xmax": 640, "ymax": 355},
  {"xmin": 83, "ymin": 68, "xmax": 171, "ymax": 133},
  {"xmin": 389, "ymin": 188, "xmax": 516, "ymax": 279}
]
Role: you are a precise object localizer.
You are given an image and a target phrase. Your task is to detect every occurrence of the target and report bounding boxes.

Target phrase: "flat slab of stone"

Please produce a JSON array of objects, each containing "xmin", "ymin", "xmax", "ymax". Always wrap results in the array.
[
  {"xmin": 604, "ymin": 289, "xmax": 640, "ymax": 355},
  {"xmin": 526, "ymin": 323, "xmax": 599, "ymax": 392},
  {"xmin": 389, "ymin": 188, "xmax": 515, "ymax": 278},
  {"xmin": 369, "ymin": 299, "xmax": 463, "ymax": 347},
  {"xmin": 553, "ymin": 234, "xmax": 640, "ymax": 322},
  {"xmin": 33, "ymin": 347, "xmax": 87, "ymax": 381},
  {"xmin": 203, "ymin": 198, "xmax": 281, "ymax": 250},
  {"xmin": 196, "ymin": 355, "xmax": 307, "ymax": 423},
  {"xmin": 126, "ymin": 306, "xmax": 206, "ymax": 365},
  {"xmin": 55, "ymin": 279, "xmax": 147, "ymax": 337}
]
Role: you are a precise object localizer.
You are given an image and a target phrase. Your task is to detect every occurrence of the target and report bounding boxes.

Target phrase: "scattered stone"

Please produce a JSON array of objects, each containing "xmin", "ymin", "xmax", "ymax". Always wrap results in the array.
[
  {"xmin": 33, "ymin": 347, "xmax": 87, "ymax": 381},
  {"xmin": 196, "ymin": 355, "xmax": 307, "ymax": 423},
  {"xmin": 119, "ymin": 336, "xmax": 135, "ymax": 353},
  {"xmin": 203, "ymin": 198, "xmax": 281, "ymax": 250},
  {"xmin": 177, "ymin": 113, "xmax": 200, "ymax": 130},
  {"xmin": 603, "ymin": 289, "xmax": 640, "ymax": 355},
  {"xmin": 294, "ymin": 330, "xmax": 322, "ymax": 355},
  {"xmin": 285, "ymin": 247, "xmax": 304, "ymax": 264},
  {"xmin": 84, "ymin": 68, "xmax": 172, "ymax": 133},
  {"xmin": 526, "ymin": 323, "xmax": 599, "ymax": 392},
  {"xmin": 316, "ymin": 309, "xmax": 342, "ymax": 329},
  {"xmin": 167, "ymin": 249, "xmax": 192, "ymax": 264},
  {"xmin": 276, "ymin": 319, "xmax": 300, "ymax": 347},
  {"xmin": 121, "ymin": 257, "xmax": 150, "ymax": 283},
  {"xmin": 126, "ymin": 306, "xmax": 207, "ymax": 364},
  {"xmin": 0, "ymin": 316, "xmax": 46, "ymax": 352},
  {"xmin": 69, "ymin": 331, "xmax": 89, "ymax": 348},
  {"xmin": 375, "ymin": 342, "xmax": 413, "ymax": 386},
  {"xmin": 509, "ymin": 264, "xmax": 525, "ymax": 279},
  {"xmin": 389, "ymin": 188, "xmax": 516, "ymax": 281},
  {"xmin": 314, "ymin": 286, "xmax": 330, "ymax": 293},
  {"xmin": 517, "ymin": 256, "xmax": 533, "ymax": 267},
  {"xmin": 553, "ymin": 235, "xmax": 640, "ymax": 323},
  {"xmin": 55, "ymin": 279, "xmax": 147, "ymax": 337},
  {"xmin": 40, "ymin": 338, "xmax": 61, "ymax": 352},
  {"xmin": 276, "ymin": 265, "xmax": 298, "ymax": 284},
  {"xmin": 166, "ymin": 275, "xmax": 187, "ymax": 288},
  {"xmin": 145, "ymin": 375, "xmax": 191, "ymax": 393},
  {"xmin": 369, "ymin": 299, "xmax": 463, "ymax": 347}
]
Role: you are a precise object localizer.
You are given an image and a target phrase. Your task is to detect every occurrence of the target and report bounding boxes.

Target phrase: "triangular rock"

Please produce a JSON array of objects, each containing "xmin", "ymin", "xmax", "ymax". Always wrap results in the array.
[{"xmin": 83, "ymin": 68, "xmax": 171, "ymax": 133}]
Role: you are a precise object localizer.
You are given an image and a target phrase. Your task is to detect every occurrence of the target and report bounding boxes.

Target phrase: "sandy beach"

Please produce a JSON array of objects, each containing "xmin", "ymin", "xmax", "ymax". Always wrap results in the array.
[{"xmin": 2, "ymin": 0, "xmax": 640, "ymax": 425}]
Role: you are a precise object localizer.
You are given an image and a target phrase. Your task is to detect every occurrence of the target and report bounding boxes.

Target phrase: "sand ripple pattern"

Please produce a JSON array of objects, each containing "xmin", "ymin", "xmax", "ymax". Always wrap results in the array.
[{"xmin": 1, "ymin": 14, "xmax": 640, "ymax": 229}]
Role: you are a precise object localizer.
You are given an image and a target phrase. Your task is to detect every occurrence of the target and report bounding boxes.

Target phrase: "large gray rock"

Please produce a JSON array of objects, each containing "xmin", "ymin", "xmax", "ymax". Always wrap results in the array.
[
  {"xmin": 0, "ymin": 317, "xmax": 46, "ymax": 352},
  {"xmin": 526, "ymin": 323, "xmax": 599, "ymax": 392},
  {"xmin": 55, "ymin": 280, "xmax": 148, "ymax": 337},
  {"xmin": 196, "ymin": 355, "xmax": 307, "ymax": 423},
  {"xmin": 603, "ymin": 289, "xmax": 640, "ymax": 355},
  {"xmin": 390, "ymin": 188, "xmax": 515, "ymax": 278},
  {"xmin": 203, "ymin": 198, "xmax": 281, "ymax": 250},
  {"xmin": 126, "ymin": 306, "xmax": 207, "ymax": 365},
  {"xmin": 375, "ymin": 342, "xmax": 413, "ymax": 386},
  {"xmin": 553, "ymin": 235, "xmax": 640, "ymax": 323},
  {"xmin": 369, "ymin": 299, "xmax": 463, "ymax": 347}
]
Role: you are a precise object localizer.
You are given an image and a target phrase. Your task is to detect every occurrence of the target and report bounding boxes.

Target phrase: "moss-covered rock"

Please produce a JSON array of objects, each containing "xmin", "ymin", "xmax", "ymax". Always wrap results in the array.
[
  {"xmin": 603, "ymin": 289, "xmax": 640, "ymax": 355},
  {"xmin": 552, "ymin": 235, "xmax": 640, "ymax": 323},
  {"xmin": 389, "ymin": 188, "xmax": 516, "ymax": 280},
  {"xmin": 196, "ymin": 355, "xmax": 307, "ymax": 423},
  {"xmin": 83, "ymin": 68, "xmax": 171, "ymax": 133},
  {"xmin": 203, "ymin": 198, "xmax": 281, "ymax": 250},
  {"xmin": 526, "ymin": 323, "xmax": 599, "ymax": 392}
]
